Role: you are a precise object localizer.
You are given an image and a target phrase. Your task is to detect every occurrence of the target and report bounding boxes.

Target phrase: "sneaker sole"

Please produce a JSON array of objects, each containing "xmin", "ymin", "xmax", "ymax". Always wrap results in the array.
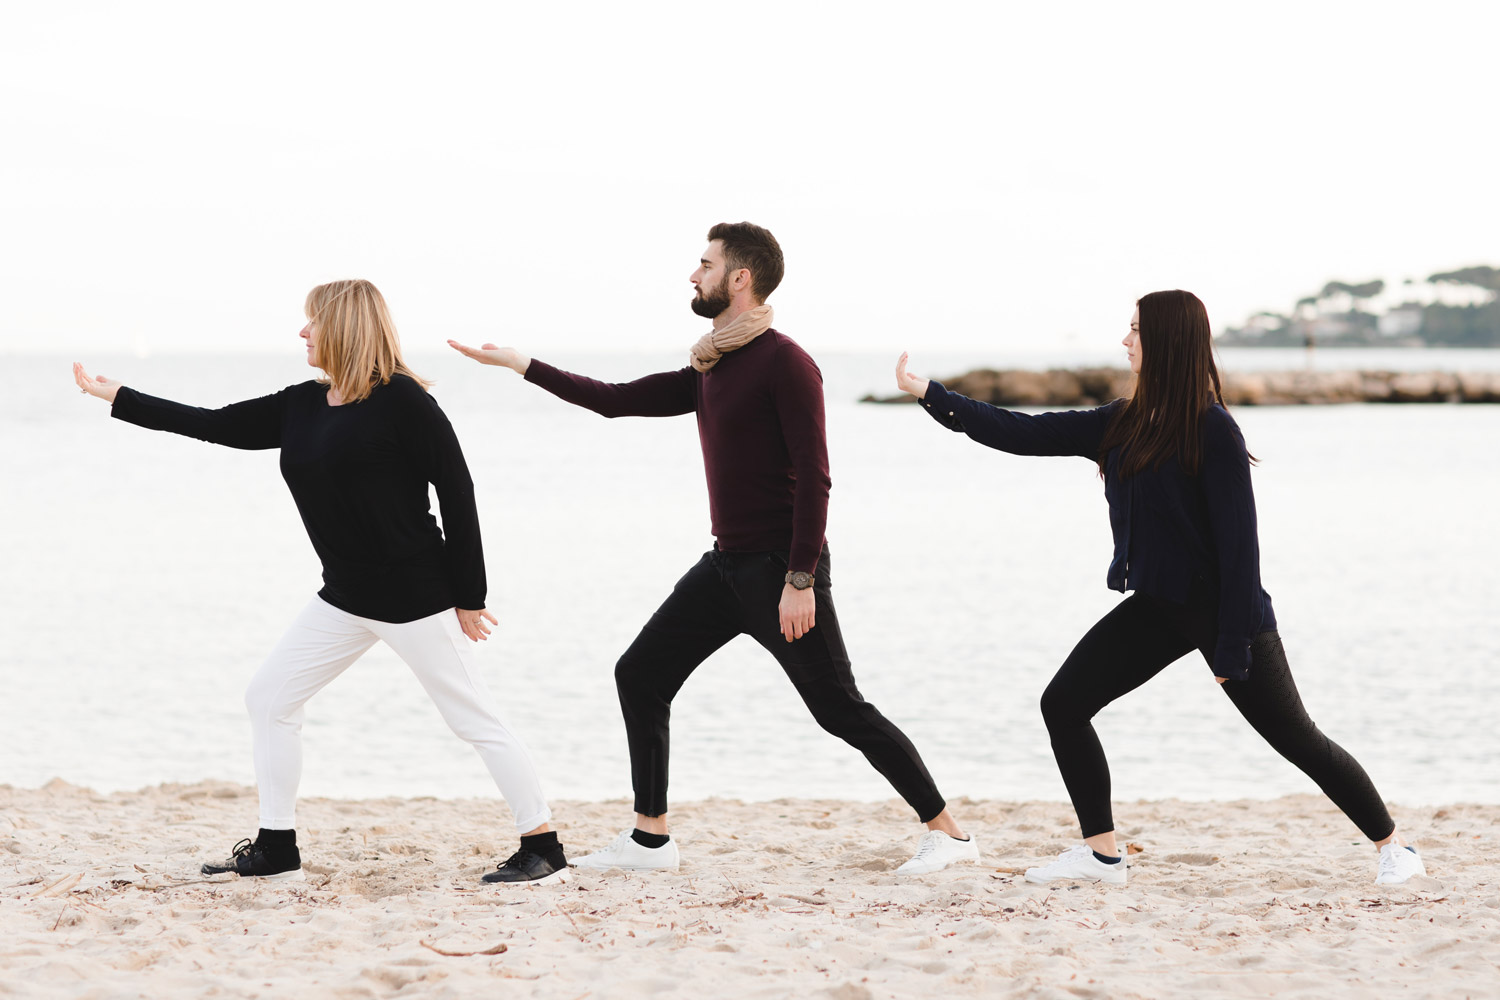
[
  {"xmin": 1023, "ymin": 872, "xmax": 1125, "ymax": 886},
  {"xmin": 203, "ymin": 868, "xmax": 306, "ymax": 882},
  {"xmin": 897, "ymin": 856, "xmax": 982, "ymax": 875},
  {"xmin": 571, "ymin": 861, "xmax": 680, "ymax": 872},
  {"xmin": 486, "ymin": 867, "xmax": 572, "ymax": 887}
]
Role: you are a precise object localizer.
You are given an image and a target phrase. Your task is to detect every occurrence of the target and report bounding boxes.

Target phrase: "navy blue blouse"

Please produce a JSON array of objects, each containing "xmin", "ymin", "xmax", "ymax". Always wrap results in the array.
[{"xmin": 918, "ymin": 380, "xmax": 1275, "ymax": 680}]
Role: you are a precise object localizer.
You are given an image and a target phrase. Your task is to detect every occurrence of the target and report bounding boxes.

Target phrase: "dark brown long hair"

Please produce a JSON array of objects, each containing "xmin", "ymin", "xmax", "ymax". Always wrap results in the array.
[{"xmin": 1098, "ymin": 289, "xmax": 1231, "ymax": 477}]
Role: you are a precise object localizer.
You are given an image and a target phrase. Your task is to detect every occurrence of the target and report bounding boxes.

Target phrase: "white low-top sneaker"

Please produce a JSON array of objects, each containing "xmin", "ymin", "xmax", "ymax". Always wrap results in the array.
[
  {"xmin": 1024, "ymin": 844, "xmax": 1127, "ymax": 886},
  {"xmin": 1376, "ymin": 843, "xmax": 1426, "ymax": 885},
  {"xmin": 896, "ymin": 830, "xmax": 981, "ymax": 874},
  {"xmin": 572, "ymin": 831, "xmax": 680, "ymax": 872}
]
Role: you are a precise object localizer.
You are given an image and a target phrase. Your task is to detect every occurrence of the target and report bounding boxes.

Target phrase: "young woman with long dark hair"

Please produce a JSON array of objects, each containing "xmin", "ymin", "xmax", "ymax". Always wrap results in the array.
[
  {"xmin": 72, "ymin": 280, "xmax": 568, "ymax": 885},
  {"xmin": 894, "ymin": 289, "xmax": 1424, "ymax": 886}
]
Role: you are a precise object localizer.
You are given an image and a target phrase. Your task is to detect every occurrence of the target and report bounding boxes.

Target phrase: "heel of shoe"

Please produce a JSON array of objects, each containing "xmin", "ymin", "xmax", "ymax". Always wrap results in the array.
[{"xmin": 532, "ymin": 867, "xmax": 570, "ymax": 887}]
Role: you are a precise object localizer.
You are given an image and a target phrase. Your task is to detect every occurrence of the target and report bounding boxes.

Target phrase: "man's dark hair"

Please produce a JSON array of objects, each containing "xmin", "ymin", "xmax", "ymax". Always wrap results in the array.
[{"xmin": 707, "ymin": 222, "xmax": 784, "ymax": 301}]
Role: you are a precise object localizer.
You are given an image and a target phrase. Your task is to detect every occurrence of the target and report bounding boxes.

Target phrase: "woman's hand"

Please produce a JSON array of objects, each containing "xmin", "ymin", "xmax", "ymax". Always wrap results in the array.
[
  {"xmin": 73, "ymin": 362, "xmax": 123, "ymax": 403},
  {"xmin": 1215, "ymin": 676, "xmax": 1227, "ymax": 684},
  {"xmin": 895, "ymin": 352, "xmax": 930, "ymax": 399},
  {"xmin": 447, "ymin": 341, "xmax": 530, "ymax": 375},
  {"xmin": 456, "ymin": 607, "xmax": 499, "ymax": 642}
]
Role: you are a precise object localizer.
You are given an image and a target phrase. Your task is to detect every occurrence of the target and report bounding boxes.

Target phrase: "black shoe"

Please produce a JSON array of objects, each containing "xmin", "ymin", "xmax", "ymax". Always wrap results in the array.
[
  {"xmin": 201, "ymin": 838, "xmax": 303, "ymax": 880},
  {"xmin": 482, "ymin": 846, "xmax": 570, "ymax": 885}
]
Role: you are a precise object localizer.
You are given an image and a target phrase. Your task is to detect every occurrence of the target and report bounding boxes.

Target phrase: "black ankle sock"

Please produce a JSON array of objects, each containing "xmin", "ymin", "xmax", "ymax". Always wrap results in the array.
[
  {"xmin": 520, "ymin": 831, "xmax": 559, "ymax": 855},
  {"xmin": 256, "ymin": 828, "xmax": 296, "ymax": 850},
  {"xmin": 1092, "ymin": 850, "xmax": 1121, "ymax": 865},
  {"xmin": 631, "ymin": 829, "xmax": 670, "ymax": 849}
]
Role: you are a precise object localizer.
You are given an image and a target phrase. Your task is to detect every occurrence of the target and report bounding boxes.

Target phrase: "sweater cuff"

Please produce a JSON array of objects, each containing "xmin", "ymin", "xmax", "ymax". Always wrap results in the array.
[
  {"xmin": 110, "ymin": 386, "xmax": 140, "ymax": 423},
  {"xmin": 918, "ymin": 381, "xmax": 963, "ymax": 431},
  {"xmin": 1212, "ymin": 636, "xmax": 1252, "ymax": 681},
  {"xmin": 523, "ymin": 359, "xmax": 558, "ymax": 387},
  {"xmin": 452, "ymin": 597, "xmax": 486, "ymax": 614},
  {"xmin": 787, "ymin": 543, "xmax": 823, "ymax": 577}
]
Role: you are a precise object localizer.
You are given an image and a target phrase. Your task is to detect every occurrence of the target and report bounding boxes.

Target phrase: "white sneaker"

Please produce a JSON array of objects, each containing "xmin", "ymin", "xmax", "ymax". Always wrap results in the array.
[
  {"xmin": 1024, "ymin": 844, "xmax": 1127, "ymax": 886},
  {"xmin": 1376, "ymin": 843, "xmax": 1426, "ymax": 885},
  {"xmin": 896, "ymin": 831, "xmax": 981, "ymax": 874},
  {"xmin": 572, "ymin": 830, "xmax": 680, "ymax": 872}
]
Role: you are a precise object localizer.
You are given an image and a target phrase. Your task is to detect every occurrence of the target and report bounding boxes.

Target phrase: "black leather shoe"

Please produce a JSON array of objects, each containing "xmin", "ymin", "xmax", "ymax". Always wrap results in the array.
[
  {"xmin": 201, "ymin": 838, "xmax": 304, "ymax": 880},
  {"xmin": 482, "ymin": 846, "xmax": 570, "ymax": 885}
]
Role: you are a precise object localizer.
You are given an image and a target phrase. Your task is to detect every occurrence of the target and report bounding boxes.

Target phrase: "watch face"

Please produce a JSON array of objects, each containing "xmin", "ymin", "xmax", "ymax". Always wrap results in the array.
[{"xmin": 791, "ymin": 571, "xmax": 813, "ymax": 589}]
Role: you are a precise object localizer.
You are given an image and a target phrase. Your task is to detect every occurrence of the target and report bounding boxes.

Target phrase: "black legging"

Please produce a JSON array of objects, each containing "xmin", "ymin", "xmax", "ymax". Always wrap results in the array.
[
  {"xmin": 614, "ymin": 546, "xmax": 946, "ymax": 822},
  {"xmin": 1040, "ymin": 591, "xmax": 1395, "ymax": 841}
]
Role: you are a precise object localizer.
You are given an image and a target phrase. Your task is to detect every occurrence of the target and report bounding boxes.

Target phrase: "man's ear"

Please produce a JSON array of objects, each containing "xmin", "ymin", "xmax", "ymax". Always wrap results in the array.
[{"xmin": 731, "ymin": 268, "xmax": 753, "ymax": 293}]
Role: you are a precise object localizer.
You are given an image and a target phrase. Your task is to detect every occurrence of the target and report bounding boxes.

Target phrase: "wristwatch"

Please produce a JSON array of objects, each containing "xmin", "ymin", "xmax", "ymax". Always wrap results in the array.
[{"xmin": 784, "ymin": 570, "xmax": 815, "ymax": 590}]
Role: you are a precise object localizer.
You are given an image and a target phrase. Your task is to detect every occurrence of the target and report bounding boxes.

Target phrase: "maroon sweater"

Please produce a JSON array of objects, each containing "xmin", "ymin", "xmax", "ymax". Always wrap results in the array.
[{"xmin": 525, "ymin": 330, "xmax": 831, "ymax": 574}]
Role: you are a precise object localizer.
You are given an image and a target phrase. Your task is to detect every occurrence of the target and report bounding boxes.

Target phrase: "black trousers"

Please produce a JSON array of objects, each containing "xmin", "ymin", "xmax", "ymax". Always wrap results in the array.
[
  {"xmin": 614, "ymin": 547, "xmax": 947, "ymax": 822},
  {"xmin": 1040, "ymin": 591, "xmax": 1396, "ymax": 841}
]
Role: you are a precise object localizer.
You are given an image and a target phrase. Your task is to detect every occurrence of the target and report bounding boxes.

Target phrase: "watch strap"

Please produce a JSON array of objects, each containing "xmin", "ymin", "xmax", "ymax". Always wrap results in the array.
[{"xmin": 784, "ymin": 570, "xmax": 815, "ymax": 590}]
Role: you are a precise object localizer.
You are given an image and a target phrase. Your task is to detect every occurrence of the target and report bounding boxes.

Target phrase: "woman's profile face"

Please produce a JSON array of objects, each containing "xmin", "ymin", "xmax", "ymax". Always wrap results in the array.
[
  {"xmin": 1122, "ymin": 307, "xmax": 1140, "ymax": 373},
  {"xmin": 300, "ymin": 321, "xmax": 319, "ymax": 368}
]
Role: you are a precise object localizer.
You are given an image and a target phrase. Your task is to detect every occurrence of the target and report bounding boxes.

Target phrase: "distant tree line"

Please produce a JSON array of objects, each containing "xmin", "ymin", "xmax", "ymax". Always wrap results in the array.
[{"xmin": 1220, "ymin": 265, "xmax": 1500, "ymax": 347}]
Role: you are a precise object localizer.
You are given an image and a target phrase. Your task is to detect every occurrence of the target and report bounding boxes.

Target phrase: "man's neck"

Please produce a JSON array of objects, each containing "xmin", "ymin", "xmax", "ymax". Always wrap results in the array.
[{"xmin": 712, "ymin": 296, "xmax": 762, "ymax": 332}]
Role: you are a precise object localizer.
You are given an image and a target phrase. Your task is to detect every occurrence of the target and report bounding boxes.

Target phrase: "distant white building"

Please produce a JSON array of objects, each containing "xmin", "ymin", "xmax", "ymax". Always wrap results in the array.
[{"xmin": 1378, "ymin": 304, "xmax": 1424, "ymax": 338}]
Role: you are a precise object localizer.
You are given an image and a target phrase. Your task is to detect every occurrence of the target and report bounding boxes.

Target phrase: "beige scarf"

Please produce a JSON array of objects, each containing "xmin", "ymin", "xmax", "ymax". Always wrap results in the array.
[{"xmin": 689, "ymin": 304, "xmax": 774, "ymax": 372}]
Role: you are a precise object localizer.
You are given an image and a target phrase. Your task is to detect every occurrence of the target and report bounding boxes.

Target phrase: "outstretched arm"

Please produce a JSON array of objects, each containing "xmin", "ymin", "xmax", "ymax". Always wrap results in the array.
[
  {"xmin": 896, "ymin": 352, "xmax": 1116, "ymax": 460},
  {"xmin": 75, "ymin": 361, "xmax": 286, "ymax": 450},
  {"xmin": 449, "ymin": 340, "xmax": 695, "ymax": 418}
]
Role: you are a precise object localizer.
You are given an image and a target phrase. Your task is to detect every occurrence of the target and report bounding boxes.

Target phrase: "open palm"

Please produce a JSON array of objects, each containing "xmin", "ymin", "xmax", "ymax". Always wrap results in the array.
[
  {"xmin": 895, "ymin": 352, "xmax": 930, "ymax": 399},
  {"xmin": 73, "ymin": 362, "xmax": 122, "ymax": 403},
  {"xmin": 447, "ymin": 340, "xmax": 529, "ymax": 374}
]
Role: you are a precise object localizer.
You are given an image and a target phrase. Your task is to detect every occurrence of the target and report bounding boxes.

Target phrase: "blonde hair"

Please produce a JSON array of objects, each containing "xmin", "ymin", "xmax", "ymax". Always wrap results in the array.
[{"xmin": 304, "ymin": 279, "xmax": 430, "ymax": 403}]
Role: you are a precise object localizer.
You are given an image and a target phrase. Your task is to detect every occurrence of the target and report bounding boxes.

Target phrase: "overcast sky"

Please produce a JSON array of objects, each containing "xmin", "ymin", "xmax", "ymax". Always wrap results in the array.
[{"xmin": 3, "ymin": 1, "xmax": 1496, "ymax": 360}]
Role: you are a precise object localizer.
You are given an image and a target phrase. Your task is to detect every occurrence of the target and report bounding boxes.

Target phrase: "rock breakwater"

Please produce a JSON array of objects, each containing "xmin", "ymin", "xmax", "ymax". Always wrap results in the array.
[{"xmin": 861, "ymin": 368, "xmax": 1500, "ymax": 406}]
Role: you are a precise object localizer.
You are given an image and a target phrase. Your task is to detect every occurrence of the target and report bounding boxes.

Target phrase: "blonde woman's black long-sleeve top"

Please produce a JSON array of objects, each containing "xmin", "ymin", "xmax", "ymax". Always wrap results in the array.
[
  {"xmin": 110, "ymin": 375, "xmax": 485, "ymax": 623},
  {"xmin": 918, "ymin": 380, "xmax": 1275, "ymax": 681}
]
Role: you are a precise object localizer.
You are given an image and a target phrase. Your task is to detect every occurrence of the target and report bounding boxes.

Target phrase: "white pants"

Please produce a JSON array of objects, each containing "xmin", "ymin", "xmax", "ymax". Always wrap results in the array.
[{"xmin": 244, "ymin": 596, "xmax": 551, "ymax": 833}]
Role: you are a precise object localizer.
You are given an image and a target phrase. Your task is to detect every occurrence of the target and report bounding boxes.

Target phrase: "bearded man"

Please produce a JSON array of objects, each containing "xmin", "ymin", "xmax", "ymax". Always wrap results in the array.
[{"xmin": 449, "ymin": 222, "xmax": 978, "ymax": 875}]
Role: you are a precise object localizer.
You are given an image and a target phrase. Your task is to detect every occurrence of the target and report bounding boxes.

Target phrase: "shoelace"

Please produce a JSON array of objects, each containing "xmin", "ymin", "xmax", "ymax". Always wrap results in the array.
[
  {"xmin": 496, "ymin": 848, "xmax": 542, "ymax": 872},
  {"xmin": 1378, "ymin": 846, "xmax": 1412, "ymax": 877},
  {"xmin": 229, "ymin": 839, "xmax": 255, "ymax": 859},
  {"xmin": 908, "ymin": 832, "xmax": 946, "ymax": 861},
  {"xmin": 1037, "ymin": 844, "xmax": 1093, "ymax": 871}
]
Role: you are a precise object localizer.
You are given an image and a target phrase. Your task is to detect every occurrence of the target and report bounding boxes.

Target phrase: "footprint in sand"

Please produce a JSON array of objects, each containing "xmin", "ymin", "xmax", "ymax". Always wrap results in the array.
[{"xmin": 1161, "ymin": 852, "xmax": 1220, "ymax": 866}]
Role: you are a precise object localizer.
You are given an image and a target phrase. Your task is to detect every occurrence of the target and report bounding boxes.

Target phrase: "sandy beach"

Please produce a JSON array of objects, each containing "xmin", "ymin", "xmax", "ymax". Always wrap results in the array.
[{"xmin": 0, "ymin": 782, "xmax": 1494, "ymax": 999}]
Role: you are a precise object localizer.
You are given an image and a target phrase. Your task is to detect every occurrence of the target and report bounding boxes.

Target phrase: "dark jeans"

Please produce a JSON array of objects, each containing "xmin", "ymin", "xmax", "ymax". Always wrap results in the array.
[
  {"xmin": 1040, "ymin": 591, "xmax": 1395, "ymax": 841},
  {"xmin": 615, "ymin": 547, "xmax": 947, "ymax": 822}
]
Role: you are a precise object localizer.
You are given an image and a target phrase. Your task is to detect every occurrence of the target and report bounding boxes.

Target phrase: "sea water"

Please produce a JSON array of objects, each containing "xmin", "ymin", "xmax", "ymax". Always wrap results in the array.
[{"xmin": 3, "ymin": 350, "xmax": 1496, "ymax": 807}]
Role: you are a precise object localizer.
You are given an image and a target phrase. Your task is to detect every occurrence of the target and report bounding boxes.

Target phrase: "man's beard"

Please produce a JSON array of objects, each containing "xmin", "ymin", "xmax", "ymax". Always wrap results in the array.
[{"xmin": 690, "ymin": 276, "xmax": 732, "ymax": 319}]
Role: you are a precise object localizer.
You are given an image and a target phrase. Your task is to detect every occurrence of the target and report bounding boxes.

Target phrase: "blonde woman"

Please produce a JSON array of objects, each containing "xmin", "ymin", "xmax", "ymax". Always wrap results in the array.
[{"xmin": 72, "ymin": 280, "xmax": 567, "ymax": 885}]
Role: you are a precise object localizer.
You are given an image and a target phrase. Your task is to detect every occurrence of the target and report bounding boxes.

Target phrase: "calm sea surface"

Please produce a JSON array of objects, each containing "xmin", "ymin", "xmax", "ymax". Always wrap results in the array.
[{"xmin": 3, "ymin": 349, "xmax": 1497, "ymax": 808}]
